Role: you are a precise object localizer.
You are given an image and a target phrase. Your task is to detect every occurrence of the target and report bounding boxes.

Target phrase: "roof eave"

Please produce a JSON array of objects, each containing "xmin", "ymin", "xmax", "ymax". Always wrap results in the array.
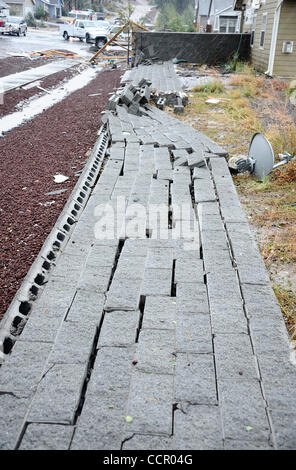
[{"xmin": 233, "ymin": 0, "xmax": 246, "ymax": 10}]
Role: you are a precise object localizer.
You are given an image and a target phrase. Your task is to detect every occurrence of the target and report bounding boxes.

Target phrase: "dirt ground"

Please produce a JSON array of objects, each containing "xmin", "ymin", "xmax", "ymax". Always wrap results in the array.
[
  {"xmin": 0, "ymin": 67, "xmax": 122, "ymax": 320},
  {"xmin": 174, "ymin": 63, "xmax": 296, "ymax": 341}
]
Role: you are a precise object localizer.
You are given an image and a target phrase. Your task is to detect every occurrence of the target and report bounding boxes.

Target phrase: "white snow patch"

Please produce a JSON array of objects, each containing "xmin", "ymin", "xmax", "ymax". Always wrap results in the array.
[{"xmin": 0, "ymin": 66, "xmax": 101, "ymax": 135}]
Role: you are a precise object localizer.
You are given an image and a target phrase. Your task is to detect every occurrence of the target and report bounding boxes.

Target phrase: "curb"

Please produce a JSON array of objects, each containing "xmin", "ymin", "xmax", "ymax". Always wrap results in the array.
[{"xmin": 0, "ymin": 124, "xmax": 109, "ymax": 363}]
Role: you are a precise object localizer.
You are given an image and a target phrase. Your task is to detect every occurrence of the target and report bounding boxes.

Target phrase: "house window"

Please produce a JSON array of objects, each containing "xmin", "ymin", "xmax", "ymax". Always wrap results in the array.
[
  {"xmin": 260, "ymin": 13, "xmax": 267, "ymax": 49},
  {"xmin": 214, "ymin": 15, "xmax": 219, "ymax": 31},
  {"xmin": 219, "ymin": 16, "xmax": 238, "ymax": 33},
  {"xmin": 250, "ymin": 14, "xmax": 256, "ymax": 47}
]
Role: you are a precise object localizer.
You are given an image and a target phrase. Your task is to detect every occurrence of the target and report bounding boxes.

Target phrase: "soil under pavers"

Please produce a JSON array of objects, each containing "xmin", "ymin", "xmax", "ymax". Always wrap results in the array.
[
  {"xmin": 0, "ymin": 65, "xmax": 81, "ymax": 118},
  {"xmin": 0, "ymin": 67, "xmax": 122, "ymax": 320}
]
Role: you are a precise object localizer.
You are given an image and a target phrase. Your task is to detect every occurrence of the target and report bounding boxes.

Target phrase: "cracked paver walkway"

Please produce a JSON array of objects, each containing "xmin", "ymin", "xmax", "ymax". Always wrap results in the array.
[{"xmin": 0, "ymin": 62, "xmax": 296, "ymax": 450}]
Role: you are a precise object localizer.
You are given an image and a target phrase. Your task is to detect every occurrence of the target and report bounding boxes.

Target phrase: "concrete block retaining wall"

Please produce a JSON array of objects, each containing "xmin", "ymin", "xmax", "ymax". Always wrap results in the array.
[{"xmin": 133, "ymin": 32, "xmax": 251, "ymax": 65}]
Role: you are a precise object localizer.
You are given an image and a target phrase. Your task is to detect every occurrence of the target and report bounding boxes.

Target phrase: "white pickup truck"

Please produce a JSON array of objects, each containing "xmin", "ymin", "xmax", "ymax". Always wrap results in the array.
[
  {"xmin": 0, "ymin": 6, "xmax": 8, "ymax": 34},
  {"xmin": 60, "ymin": 20, "xmax": 110, "ymax": 48}
]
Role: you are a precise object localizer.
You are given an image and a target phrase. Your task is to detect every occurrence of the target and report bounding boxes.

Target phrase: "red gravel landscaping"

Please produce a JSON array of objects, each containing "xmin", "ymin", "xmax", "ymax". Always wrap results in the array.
[
  {"xmin": 0, "ymin": 65, "xmax": 80, "ymax": 118},
  {"xmin": 0, "ymin": 67, "xmax": 122, "ymax": 320},
  {"xmin": 0, "ymin": 55, "xmax": 58, "ymax": 78}
]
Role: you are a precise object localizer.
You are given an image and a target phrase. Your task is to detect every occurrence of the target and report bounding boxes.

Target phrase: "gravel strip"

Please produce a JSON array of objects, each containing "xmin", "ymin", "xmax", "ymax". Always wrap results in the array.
[
  {"xmin": 0, "ymin": 67, "xmax": 122, "ymax": 320},
  {"xmin": 0, "ymin": 65, "xmax": 81, "ymax": 118},
  {"xmin": 0, "ymin": 56, "xmax": 58, "ymax": 78}
]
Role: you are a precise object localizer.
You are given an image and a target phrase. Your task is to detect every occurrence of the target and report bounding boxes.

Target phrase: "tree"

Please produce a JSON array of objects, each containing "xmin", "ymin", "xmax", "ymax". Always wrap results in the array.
[
  {"xmin": 35, "ymin": 5, "xmax": 46, "ymax": 19},
  {"xmin": 155, "ymin": 1, "xmax": 195, "ymax": 32}
]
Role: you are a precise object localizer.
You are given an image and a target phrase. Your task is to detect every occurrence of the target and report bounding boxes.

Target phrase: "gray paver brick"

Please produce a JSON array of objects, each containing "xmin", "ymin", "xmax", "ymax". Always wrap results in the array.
[
  {"xmin": 124, "ymin": 371, "xmax": 174, "ymax": 435},
  {"xmin": 145, "ymin": 248, "xmax": 174, "ymax": 270},
  {"xmin": 122, "ymin": 433, "xmax": 173, "ymax": 450},
  {"xmin": 87, "ymin": 346, "xmax": 135, "ymax": 398},
  {"xmin": 194, "ymin": 179, "xmax": 216, "ymax": 203},
  {"xmin": 0, "ymin": 392, "xmax": 31, "ymax": 450},
  {"xmin": 19, "ymin": 424, "xmax": 74, "ymax": 450},
  {"xmin": 175, "ymin": 353, "xmax": 217, "ymax": 405},
  {"xmin": 28, "ymin": 363, "xmax": 87, "ymax": 424},
  {"xmin": 201, "ymin": 229, "xmax": 229, "ymax": 251},
  {"xmin": 71, "ymin": 394, "xmax": 126, "ymax": 450},
  {"xmin": 98, "ymin": 310, "xmax": 140, "ymax": 347},
  {"xmin": 211, "ymin": 308, "xmax": 248, "ymax": 334},
  {"xmin": 141, "ymin": 268, "xmax": 172, "ymax": 297},
  {"xmin": 177, "ymin": 282, "xmax": 209, "ymax": 314},
  {"xmin": 174, "ymin": 404, "xmax": 223, "ymax": 450},
  {"xmin": 260, "ymin": 372, "xmax": 296, "ymax": 411},
  {"xmin": 105, "ymin": 278, "xmax": 142, "ymax": 312},
  {"xmin": 48, "ymin": 320, "xmax": 97, "ymax": 364},
  {"xmin": 142, "ymin": 296, "xmax": 177, "ymax": 330},
  {"xmin": 114, "ymin": 256, "xmax": 146, "ymax": 280},
  {"xmin": 218, "ymin": 378, "xmax": 270, "ymax": 443},
  {"xmin": 135, "ymin": 329, "xmax": 175, "ymax": 375},
  {"xmin": 0, "ymin": 341, "xmax": 52, "ymax": 393},
  {"xmin": 214, "ymin": 333, "xmax": 258, "ymax": 380},
  {"xmin": 176, "ymin": 313, "xmax": 212, "ymax": 354},
  {"xmin": 199, "ymin": 215, "xmax": 225, "ymax": 232},
  {"xmin": 175, "ymin": 258, "xmax": 204, "ymax": 284},
  {"xmin": 241, "ymin": 283, "xmax": 284, "ymax": 320},
  {"xmin": 77, "ymin": 266, "xmax": 111, "ymax": 293},
  {"xmin": 65, "ymin": 290, "xmax": 105, "ymax": 324},
  {"xmin": 87, "ymin": 245, "xmax": 117, "ymax": 268},
  {"xmin": 19, "ymin": 313, "xmax": 64, "ymax": 343},
  {"xmin": 270, "ymin": 410, "xmax": 296, "ymax": 450},
  {"xmin": 224, "ymin": 439, "xmax": 273, "ymax": 450}
]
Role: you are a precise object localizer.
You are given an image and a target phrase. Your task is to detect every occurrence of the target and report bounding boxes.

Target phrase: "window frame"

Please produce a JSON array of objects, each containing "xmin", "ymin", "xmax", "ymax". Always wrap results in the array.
[
  {"xmin": 250, "ymin": 13, "xmax": 257, "ymax": 47},
  {"xmin": 259, "ymin": 12, "xmax": 267, "ymax": 50}
]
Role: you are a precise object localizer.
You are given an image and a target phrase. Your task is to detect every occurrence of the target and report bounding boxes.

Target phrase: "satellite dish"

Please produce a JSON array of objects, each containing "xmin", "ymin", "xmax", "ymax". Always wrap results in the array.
[
  {"xmin": 229, "ymin": 133, "xmax": 295, "ymax": 180},
  {"xmin": 248, "ymin": 133, "xmax": 274, "ymax": 180}
]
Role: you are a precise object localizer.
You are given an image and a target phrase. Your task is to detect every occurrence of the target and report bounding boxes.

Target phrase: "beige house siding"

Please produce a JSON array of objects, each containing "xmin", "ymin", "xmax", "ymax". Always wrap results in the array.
[
  {"xmin": 251, "ymin": 0, "xmax": 278, "ymax": 73},
  {"xmin": 7, "ymin": 0, "xmax": 34, "ymax": 16},
  {"xmin": 25, "ymin": 0, "xmax": 34, "ymax": 14},
  {"xmin": 7, "ymin": 2, "xmax": 23, "ymax": 15},
  {"xmin": 273, "ymin": 1, "xmax": 296, "ymax": 77}
]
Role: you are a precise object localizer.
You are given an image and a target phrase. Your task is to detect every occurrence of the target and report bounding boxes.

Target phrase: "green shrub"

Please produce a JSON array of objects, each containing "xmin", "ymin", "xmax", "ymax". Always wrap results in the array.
[
  {"xmin": 25, "ymin": 12, "xmax": 37, "ymax": 27},
  {"xmin": 35, "ymin": 5, "xmax": 46, "ymax": 20}
]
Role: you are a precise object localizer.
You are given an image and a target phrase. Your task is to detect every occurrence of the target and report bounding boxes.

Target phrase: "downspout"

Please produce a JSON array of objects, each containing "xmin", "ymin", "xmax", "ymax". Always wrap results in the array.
[
  {"xmin": 266, "ymin": 0, "xmax": 284, "ymax": 76},
  {"xmin": 194, "ymin": 0, "xmax": 199, "ymax": 30}
]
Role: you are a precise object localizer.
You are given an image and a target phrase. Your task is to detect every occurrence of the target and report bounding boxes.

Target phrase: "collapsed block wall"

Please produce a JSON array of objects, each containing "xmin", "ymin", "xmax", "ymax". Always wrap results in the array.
[{"xmin": 133, "ymin": 32, "xmax": 251, "ymax": 64}]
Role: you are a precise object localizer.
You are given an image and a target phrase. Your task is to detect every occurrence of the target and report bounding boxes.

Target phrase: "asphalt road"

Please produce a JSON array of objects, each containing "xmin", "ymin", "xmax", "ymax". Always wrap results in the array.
[{"xmin": 0, "ymin": 28, "xmax": 95, "ymax": 59}]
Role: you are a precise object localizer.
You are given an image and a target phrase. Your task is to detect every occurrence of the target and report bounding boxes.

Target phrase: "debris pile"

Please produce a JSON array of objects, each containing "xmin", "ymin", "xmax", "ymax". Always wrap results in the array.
[
  {"xmin": 107, "ymin": 79, "xmax": 152, "ymax": 116},
  {"xmin": 121, "ymin": 61, "xmax": 187, "ymax": 114},
  {"xmin": 103, "ymin": 77, "xmax": 227, "ymax": 170}
]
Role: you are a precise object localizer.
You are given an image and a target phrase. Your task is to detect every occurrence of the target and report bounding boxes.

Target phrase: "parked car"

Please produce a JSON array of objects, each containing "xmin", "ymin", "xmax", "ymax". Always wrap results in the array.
[
  {"xmin": 60, "ymin": 19, "xmax": 109, "ymax": 48},
  {"xmin": 0, "ymin": 6, "xmax": 8, "ymax": 34},
  {"xmin": 85, "ymin": 21, "xmax": 112, "ymax": 47},
  {"xmin": 4, "ymin": 16, "xmax": 27, "ymax": 36},
  {"xmin": 95, "ymin": 12, "xmax": 104, "ymax": 20}
]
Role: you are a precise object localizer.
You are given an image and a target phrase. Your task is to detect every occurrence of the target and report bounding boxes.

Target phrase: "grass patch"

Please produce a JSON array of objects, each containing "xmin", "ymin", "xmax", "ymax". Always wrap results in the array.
[
  {"xmin": 273, "ymin": 284, "xmax": 296, "ymax": 340},
  {"xmin": 191, "ymin": 79, "xmax": 225, "ymax": 94},
  {"xmin": 266, "ymin": 124, "xmax": 296, "ymax": 157}
]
